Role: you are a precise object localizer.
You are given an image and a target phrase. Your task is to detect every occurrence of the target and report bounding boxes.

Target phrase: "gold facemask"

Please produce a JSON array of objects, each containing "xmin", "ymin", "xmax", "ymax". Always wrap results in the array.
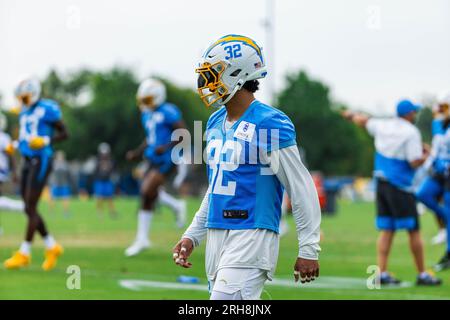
[
  {"xmin": 137, "ymin": 96, "xmax": 155, "ymax": 110},
  {"xmin": 195, "ymin": 61, "xmax": 228, "ymax": 107},
  {"xmin": 17, "ymin": 93, "xmax": 32, "ymax": 107}
]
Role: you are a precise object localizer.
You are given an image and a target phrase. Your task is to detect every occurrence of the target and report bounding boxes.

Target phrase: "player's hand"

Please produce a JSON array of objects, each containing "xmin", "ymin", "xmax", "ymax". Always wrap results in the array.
[
  {"xmin": 155, "ymin": 145, "xmax": 167, "ymax": 155},
  {"xmin": 4, "ymin": 142, "xmax": 15, "ymax": 156},
  {"xmin": 172, "ymin": 238, "xmax": 194, "ymax": 268},
  {"xmin": 29, "ymin": 136, "xmax": 49, "ymax": 150},
  {"xmin": 340, "ymin": 110, "xmax": 354, "ymax": 120},
  {"xmin": 294, "ymin": 258, "xmax": 319, "ymax": 283}
]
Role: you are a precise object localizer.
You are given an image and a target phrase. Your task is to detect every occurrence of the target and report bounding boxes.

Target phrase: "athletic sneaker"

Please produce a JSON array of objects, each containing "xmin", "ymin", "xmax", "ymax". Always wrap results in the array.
[
  {"xmin": 434, "ymin": 253, "xmax": 450, "ymax": 272},
  {"xmin": 416, "ymin": 272, "xmax": 442, "ymax": 286},
  {"xmin": 4, "ymin": 251, "xmax": 31, "ymax": 270},
  {"xmin": 379, "ymin": 272, "xmax": 401, "ymax": 286},
  {"xmin": 42, "ymin": 243, "xmax": 64, "ymax": 271},
  {"xmin": 125, "ymin": 239, "xmax": 151, "ymax": 257},
  {"xmin": 176, "ymin": 200, "xmax": 187, "ymax": 229}
]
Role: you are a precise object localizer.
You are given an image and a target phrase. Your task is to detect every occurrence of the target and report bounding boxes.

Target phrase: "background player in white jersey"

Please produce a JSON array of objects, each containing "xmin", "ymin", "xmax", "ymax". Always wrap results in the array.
[
  {"xmin": 343, "ymin": 100, "xmax": 441, "ymax": 286},
  {"xmin": 172, "ymin": 35, "xmax": 321, "ymax": 300},
  {"xmin": 125, "ymin": 79, "xmax": 186, "ymax": 256}
]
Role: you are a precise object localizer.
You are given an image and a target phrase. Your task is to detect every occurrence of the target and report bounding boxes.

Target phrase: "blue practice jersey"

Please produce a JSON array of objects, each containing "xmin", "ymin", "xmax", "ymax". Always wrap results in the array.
[
  {"xmin": 205, "ymin": 100, "xmax": 297, "ymax": 233},
  {"xmin": 141, "ymin": 102, "xmax": 182, "ymax": 164},
  {"xmin": 433, "ymin": 127, "xmax": 450, "ymax": 174},
  {"xmin": 432, "ymin": 118, "xmax": 445, "ymax": 137},
  {"xmin": 18, "ymin": 99, "xmax": 62, "ymax": 158}
]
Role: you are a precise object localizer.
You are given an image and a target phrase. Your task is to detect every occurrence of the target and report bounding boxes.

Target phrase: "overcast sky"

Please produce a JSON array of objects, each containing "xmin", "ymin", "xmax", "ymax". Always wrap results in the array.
[{"xmin": 0, "ymin": 0, "xmax": 449, "ymax": 115}]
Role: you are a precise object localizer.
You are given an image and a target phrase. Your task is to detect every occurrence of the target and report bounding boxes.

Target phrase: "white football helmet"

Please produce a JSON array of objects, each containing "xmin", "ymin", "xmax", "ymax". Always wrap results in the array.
[
  {"xmin": 433, "ymin": 91, "xmax": 450, "ymax": 116},
  {"xmin": 14, "ymin": 77, "xmax": 41, "ymax": 108},
  {"xmin": 98, "ymin": 142, "xmax": 111, "ymax": 155},
  {"xmin": 196, "ymin": 34, "xmax": 267, "ymax": 108},
  {"xmin": 136, "ymin": 78, "xmax": 166, "ymax": 110},
  {"xmin": 0, "ymin": 113, "xmax": 7, "ymax": 132}
]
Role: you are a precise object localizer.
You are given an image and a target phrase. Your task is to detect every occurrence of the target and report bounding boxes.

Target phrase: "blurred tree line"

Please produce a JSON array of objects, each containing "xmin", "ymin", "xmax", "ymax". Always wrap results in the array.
[
  {"xmin": 5, "ymin": 67, "xmax": 434, "ymax": 176},
  {"xmin": 24, "ymin": 68, "xmax": 210, "ymax": 171}
]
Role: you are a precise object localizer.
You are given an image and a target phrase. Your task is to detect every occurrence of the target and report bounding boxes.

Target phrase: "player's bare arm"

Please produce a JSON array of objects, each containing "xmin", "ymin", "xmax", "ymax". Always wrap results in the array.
[
  {"xmin": 341, "ymin": 110, "xmax": 370, "ymax": 128},
  {"xmin": 51, "ymin": 120, "xmax": 69, "ymax": 143},
  {"xmin": 126, "ymin": 139, "xmax": 147, "ymax": 161},
  {"xmin": 155, "ymin": 120, "xmax": 186, "ymax": 155}
]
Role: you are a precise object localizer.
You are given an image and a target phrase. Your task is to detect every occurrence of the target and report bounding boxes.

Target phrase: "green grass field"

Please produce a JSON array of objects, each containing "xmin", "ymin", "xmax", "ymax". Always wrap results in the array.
[{"xmin": 0, "ymin": 197, "xmax": 449, "ymax": 300}]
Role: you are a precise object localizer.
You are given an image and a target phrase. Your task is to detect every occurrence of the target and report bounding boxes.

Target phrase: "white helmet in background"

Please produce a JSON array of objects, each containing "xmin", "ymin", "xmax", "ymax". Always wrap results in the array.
[
  {"xmin": 98, "ymin": 142, "xmax": 111, "ymax": 155},
  {"xmin": 136, "ymin": 78, "xmax": 166, "ymax": 110},
  {"xmin": 433, "ymin": 91, "xmax": 450, "ymax": 116},
  {"xmin": 196, "ymin": 34, "xmax": 267, "ymax": 108},
  {"xmin": 0, "ymin": 113, "xmax": 7, "ymax": 132},
  {"xmin": 14, "ymin": 77, "xmax": 41, "ymax": 108}
]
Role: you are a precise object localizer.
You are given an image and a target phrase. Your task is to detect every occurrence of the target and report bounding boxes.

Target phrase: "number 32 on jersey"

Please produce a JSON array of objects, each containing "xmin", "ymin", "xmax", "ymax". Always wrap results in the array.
[{"xmin": 207, "ymin": 139, "xmax": 242, "ymax": 196}]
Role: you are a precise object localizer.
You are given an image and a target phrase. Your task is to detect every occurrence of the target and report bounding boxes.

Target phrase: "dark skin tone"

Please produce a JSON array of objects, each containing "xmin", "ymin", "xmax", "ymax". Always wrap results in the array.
[
  {"xmin": 127, "ymin": 103, "xmax": 186, "ymax": 211},
  {"xmin": 22, "ymin": 119, "xmax": 69, "ymax": 241},
  {"xmin": 172, "ymin": 89, "xmax": 320, "ymax": 284}
]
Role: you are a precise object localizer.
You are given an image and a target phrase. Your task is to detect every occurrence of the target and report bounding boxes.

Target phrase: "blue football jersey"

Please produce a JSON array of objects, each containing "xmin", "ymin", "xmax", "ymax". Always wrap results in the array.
[
  {"xmin": 18, "ymin": 99, "xmax": 62, "ymax": 157},
  {"xmin": 434, "ymin": 127, "xmax": 450, "ymax": 174},
  {"xmin": 141, "ymin": 102, "xmax": 182, "ymax": 164},
  {"xmin": 205, "ymin": 100, "xmax": 297, "ymax": 233}
]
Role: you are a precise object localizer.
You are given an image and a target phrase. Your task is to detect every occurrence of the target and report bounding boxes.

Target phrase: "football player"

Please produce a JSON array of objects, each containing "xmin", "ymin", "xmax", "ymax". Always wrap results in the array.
[
  {"xmin": 429, "ymin": 113, "xmax": 450, "ymax": 271},
  {"xmin": 4, "ymin": 77, "xmax": 68, "ymax": 271},
  {"xmin": 172, "ymin": 35, "xmax": 322, "ymax": 300},
  {"xmin": 125, "ymin": 78, "xmax": 186, "ymax": 257},
  {"xmin": 416, "ymin": 94, "xmax": 449, "ymax": 245},
  {"xmin": 343, "ymin": 100, "xmax": 441, "ymax": 286},
  {"xmin": 93, "ymin": 143, "xmax": 117, "ymax": 219}
]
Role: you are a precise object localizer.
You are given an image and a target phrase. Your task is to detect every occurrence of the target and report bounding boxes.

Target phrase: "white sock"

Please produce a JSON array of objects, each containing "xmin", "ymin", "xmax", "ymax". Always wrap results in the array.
[
  {"xmin": 158, "ymin": 190, "xmax": 181, "ymax": 213},
  {"xmin": 0, "ymin": 196, "xmax": 24, "ymax": 212},
  {"xmin": 136, "ymin": 210, "xmax": 152, "ymax": 242},
  {"xmin": 44, "ymin": 235, "xmax": 56, "ymax": 249},
  {"xmin": 19, "ymin": 241, "xmax": 32, "ymax": 255},
  {"xmin": 419, "ymin": 272, "xmax": 429, "ymax": 279}
]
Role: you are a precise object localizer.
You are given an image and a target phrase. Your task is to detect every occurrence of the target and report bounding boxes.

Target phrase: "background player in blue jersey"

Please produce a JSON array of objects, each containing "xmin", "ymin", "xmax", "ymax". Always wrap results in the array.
[
  {"xmin": 343, "ymin": 100, "xmax": 441, "ymax": 286},
  {"xmin": 416, "ymin": 97, "xmax": 449, "ymax": 245},
  {"xmin": 4, "ymin": 77, "xmax": 68, "ymax": 271},
  {"xmin": 93, "ymin": 142, "xmax": 117, "ymax": 219},
  {"xmin": 125, "ymin": 78, "xmax": 186, "ymax": 257},
  {"xmin": 427, "ymin": 116, "xmax": 450, "ymax": 271},
  {"xmin": 172, "ymin": 35, "xmax": 322, "ymax": 300}
]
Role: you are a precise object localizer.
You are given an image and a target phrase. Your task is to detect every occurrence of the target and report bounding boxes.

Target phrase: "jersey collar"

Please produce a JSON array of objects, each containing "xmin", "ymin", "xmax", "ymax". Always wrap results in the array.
[{"xmin": 221, "ymin": 99, "xmax": 258, "ymax": 134}]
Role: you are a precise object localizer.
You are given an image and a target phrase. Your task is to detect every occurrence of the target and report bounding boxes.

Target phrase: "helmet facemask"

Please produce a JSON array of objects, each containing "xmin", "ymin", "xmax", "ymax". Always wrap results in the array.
[
  {"xmin": 137, "ymin": 95, "xmax": 156, "ymax": 111},
  {"xmin": 196, "ymin": 61, "xmax": 230, "ymax": 108}
]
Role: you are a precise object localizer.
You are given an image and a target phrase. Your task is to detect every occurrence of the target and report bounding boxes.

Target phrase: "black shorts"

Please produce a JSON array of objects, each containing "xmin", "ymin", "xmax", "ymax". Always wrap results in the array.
[
  {"xmin": 21, "ymin": 156, "xmax": 53, "ymax": 193},
  {"xmin": 375, "ymin": 179, "xmax": 419, "ymax": 231}
]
